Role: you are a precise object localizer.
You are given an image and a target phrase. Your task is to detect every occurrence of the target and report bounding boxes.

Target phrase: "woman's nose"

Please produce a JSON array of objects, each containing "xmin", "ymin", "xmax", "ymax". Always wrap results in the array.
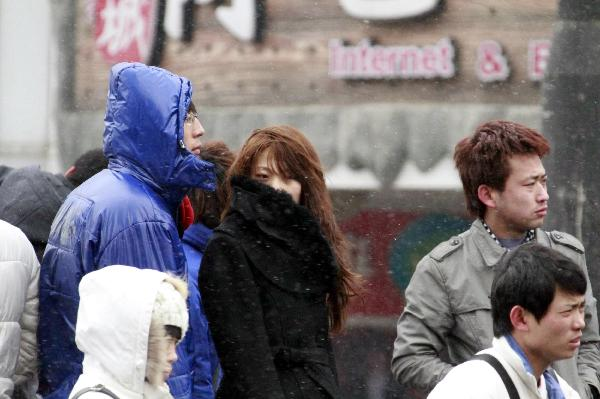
[{"xmin": 271, "ymin": 177, "xmax": 286, "ymax": 191}]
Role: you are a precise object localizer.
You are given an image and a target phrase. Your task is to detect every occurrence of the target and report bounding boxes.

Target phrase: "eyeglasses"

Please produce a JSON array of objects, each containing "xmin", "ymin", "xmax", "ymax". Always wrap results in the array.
[{"xmin": 185, "ymin": 112, "xmax": 199, "ymax": 124}]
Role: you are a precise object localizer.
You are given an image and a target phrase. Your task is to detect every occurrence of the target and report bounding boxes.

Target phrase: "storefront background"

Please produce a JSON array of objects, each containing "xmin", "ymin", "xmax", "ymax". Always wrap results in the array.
[{"xmin": 0, "ymin": 1, "xmax": 559, "ymax": 397}]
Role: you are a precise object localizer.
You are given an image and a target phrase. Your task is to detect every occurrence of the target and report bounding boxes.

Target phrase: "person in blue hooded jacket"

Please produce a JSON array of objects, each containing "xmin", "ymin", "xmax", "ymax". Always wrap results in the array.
[
  {"xmin": 179, "ymin": 141, "xmax": 234, "ymax": 398},
  {"xmin": 37, "ymin": 62, "xmax": 215, "ymax": 399}
]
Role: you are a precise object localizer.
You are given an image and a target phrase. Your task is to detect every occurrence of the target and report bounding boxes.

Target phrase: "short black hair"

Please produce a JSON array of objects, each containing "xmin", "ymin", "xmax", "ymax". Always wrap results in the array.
[
  {"xmin": 66, "ymin": 148, "xmax": 108, "ymax": 187},
  {"xmin": 491, "ymin": 243, "xmax": 587, "ymax": 337},
  {"xmin": 165, "ymin": 325, "xmax": 182, "ymax": 341},
  {"xmin": 188, "ymin": 100, "xmax": 197, "ymax": 114}
]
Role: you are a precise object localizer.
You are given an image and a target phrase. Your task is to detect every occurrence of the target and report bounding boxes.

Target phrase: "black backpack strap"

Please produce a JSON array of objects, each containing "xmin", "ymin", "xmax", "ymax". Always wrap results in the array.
[
  {"xmin": 71, "ymin": 384, "xmax": 120, "ymax": 399},
  {"xmin": 473, "ymin": 354, "xmax": 520, "ymax": 399}
]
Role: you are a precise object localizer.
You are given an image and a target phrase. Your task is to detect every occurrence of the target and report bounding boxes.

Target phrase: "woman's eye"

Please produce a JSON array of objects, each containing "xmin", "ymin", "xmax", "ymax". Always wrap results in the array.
[{"xmin": 255, "ymin": 173, "xmax": 269, "ymax": 180}]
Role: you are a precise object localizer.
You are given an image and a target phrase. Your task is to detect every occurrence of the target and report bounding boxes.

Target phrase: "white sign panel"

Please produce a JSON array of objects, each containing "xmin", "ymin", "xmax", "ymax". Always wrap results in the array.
[
  {"xmin": 338, "ymin": 0, "xmax": 441, "ymax": 20},
  {"xmin": 215, "ymin": 0, "xmax": 259, "ymax": 42},
  {"xmin": 164, "ymin": 0, "xmax": 260, "ymax": 42}
]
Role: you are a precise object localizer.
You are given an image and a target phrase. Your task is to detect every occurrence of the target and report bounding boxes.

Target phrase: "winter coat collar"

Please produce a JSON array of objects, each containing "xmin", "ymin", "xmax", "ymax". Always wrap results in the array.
[
  {"xmin": 182, "ymin": 223, "xmax": 213, "ymax": 252},
  {"xmin": 103, "ymin": 63, "xmax": 215, "ymax": 210},
  {"xmin": 471, "ymin": 219, "xmax": 545, "ymax": 268},
  {"xmin": 229, "ymin": 175, "xmax": 321, "ymax": 239},
  {"xmin": 226, "ymin": 175, "xmax": 339, "ymax": 294},
  {"xmin": 492, "ymin": 337, "xmax": 555, "ymax": 397}
]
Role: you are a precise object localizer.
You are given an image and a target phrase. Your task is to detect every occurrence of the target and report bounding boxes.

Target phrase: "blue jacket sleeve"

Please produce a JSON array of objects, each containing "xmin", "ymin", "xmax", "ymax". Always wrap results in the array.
[
  {"xmin": 186, "ymin": 249, "xmax": 219, "ymax": 399},
  {"xmin": 190, "ymin": 289, "xmax": 217, "ymax": 399}
]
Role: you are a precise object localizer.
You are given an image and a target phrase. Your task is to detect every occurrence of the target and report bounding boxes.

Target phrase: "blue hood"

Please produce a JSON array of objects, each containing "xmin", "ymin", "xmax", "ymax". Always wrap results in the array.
[{"xmin": 103, "ymin": 62, "xmax": 215, "ymax": 209}]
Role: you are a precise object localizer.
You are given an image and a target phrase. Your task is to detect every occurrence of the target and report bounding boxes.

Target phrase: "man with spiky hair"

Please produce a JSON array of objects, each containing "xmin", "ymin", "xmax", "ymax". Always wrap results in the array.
[{"xmin": 392, "ymin": 120, "xmax": 600, "ymax": 399}]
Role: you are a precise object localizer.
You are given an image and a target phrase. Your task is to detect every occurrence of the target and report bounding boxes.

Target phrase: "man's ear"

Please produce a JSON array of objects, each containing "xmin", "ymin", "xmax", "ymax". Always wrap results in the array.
[
  {"xmin": 477, "ymin": 185, "xmax": 497, "ymax": 209},
  {"xmin": 64, "ymin": 165, "xmax": 76, "ymax": 178},
  {"xmin": 509, "ymin": 305, "xmax": 530, "ymax": 332}
]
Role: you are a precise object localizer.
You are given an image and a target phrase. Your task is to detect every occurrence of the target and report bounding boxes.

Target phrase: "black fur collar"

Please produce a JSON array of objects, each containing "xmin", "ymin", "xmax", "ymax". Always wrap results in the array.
[
  {"xmin": 229, "ymin": 175, "xmax": 319, "ymax": 235},
  {"xmin": 227, "ymin": 175, "xmax": 338, "ymax": 294}
]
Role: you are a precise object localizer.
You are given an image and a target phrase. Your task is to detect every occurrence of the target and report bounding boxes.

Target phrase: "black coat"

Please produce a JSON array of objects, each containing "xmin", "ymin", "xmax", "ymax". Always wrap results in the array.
[
  {"xmin": 199, "ymin": 176, "xmax": 341, "ymax": 399},
  {"xmin": 0, "ymin": 166, "xmax": 74, "ymax": 261}
]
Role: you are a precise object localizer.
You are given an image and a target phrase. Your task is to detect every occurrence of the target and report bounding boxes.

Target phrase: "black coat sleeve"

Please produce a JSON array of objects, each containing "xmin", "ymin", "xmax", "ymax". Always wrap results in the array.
[{"xmin": 199, "ymin": 233, "xmax": 286, "ymax": 399}]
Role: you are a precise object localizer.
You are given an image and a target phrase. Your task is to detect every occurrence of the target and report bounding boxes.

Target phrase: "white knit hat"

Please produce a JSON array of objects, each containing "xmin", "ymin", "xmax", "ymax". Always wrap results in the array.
[{"xmin": 151, "ymin": 281, "xmax": 188, "ymax": 339}]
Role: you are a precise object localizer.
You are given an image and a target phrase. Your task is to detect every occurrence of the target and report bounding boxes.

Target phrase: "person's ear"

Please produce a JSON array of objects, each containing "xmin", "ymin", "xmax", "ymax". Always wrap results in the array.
[
  {"xmin": 477, "ymin": 185, "xmax": 497, "ymax": 209},
  {"xmin": 64, "ymin": 165, "xmax": 76, "ymax": 178},
  {"xmin": 509, "ymin": 305, "xmax": 530, "ymax": 332}
]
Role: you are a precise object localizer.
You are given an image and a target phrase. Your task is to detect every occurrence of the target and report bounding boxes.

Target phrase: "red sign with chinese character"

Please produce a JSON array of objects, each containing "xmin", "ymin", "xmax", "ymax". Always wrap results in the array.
[{"xmin": 95, "ymin": 0, "xmax": 160, "ymax": 64}]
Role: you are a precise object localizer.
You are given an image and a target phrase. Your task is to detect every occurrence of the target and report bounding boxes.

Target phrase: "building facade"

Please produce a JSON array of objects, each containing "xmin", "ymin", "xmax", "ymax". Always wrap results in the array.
[{"xmin": 5, "ymin": 1, "xmax": 558, "ymax": 397}]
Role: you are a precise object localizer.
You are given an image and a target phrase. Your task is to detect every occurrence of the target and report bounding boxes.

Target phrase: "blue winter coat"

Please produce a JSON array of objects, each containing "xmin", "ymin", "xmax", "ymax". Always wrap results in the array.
[
  {"xmin": 180, "ymin": 223, "xmax": 222, "ymax": 399},
  {"xmin": 38, "ymin": 62, "xmax": 215, "ymax": 399}
]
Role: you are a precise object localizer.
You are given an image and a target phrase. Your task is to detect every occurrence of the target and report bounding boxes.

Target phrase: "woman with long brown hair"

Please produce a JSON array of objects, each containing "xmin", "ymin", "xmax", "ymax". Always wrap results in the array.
[{"xmin": 199, "ymin": 125, "xmax": 358, "ymax": 398}]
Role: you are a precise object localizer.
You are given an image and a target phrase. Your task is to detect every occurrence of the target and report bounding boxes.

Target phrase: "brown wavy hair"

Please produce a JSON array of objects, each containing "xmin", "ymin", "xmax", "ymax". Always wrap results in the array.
[
  {"xmin": 188, "ymin": 141, "xmax": 235, "ymax": 228},
  {"xmin": 224, "ymin": 125, "xmax": 359, "ymax": 332}
]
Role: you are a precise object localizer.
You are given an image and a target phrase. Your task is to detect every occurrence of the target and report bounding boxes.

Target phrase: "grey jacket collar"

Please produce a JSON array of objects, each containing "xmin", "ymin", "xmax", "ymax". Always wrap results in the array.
[{"xmin": 470, "ymin": 219, "xmax": 546, "ymax": 268}]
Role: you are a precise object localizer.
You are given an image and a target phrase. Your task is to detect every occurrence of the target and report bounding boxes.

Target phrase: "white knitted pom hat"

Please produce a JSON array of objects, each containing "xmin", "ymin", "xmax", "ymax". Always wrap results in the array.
[{"xmin": 151, "ymin": 280, "xmax": 189, "ymax": 339}]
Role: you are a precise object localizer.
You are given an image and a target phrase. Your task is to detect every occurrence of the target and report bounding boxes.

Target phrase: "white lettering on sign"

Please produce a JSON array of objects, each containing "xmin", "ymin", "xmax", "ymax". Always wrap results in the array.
[
  {"xmin": 164, "ymin": 0, "xmax": 186, "ymax": 40},
  {"xmin": 528, "ymin": 40, "xmax": 551, "ymax": 81},
  {"xmin": 215, "ymin": 0, "xmax": 258, "ymax": 42},
  {"xmin": 338, "ymin": 0, "xmax": 441, "ymax": 20},
  {"xmin": 476, "ymin": 40, "xmax": 510, "ymax": 82},
  {"xmin": 329, "ymin": 38, "xmax": 455, "ymax": 80},
  {"xmin": 164, "ymin": 0, "xmax": 259, "ymax": 42},
  {"xmin": 96, "ymin": 0, "xmax": 155, "ymax": 62}
]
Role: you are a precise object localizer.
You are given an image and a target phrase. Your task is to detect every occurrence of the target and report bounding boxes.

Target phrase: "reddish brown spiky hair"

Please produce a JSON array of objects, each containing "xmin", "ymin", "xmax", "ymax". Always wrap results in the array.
[{"xmin": 454, "ymin": 120, "xmax": 550, "ymax": 218}]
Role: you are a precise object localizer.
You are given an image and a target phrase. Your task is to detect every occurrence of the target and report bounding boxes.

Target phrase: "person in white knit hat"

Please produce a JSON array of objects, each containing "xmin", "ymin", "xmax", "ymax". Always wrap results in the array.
[{"xmin": 68, "ymin": 265, "xmax": 189, "ymax": 399}]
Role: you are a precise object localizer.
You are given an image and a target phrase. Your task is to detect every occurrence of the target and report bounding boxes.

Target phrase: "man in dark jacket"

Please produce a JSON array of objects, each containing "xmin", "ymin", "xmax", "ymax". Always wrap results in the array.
[
  {"xmin": 180, "ymin": 141, "xmax": 234, "ymax": 398},
  {"xmin": 0, "ymin": 149, "xmax": 107, "ymax": 261},
  {"xmin": 38, "ymin": 62, "xmax": 215, "ymax": 399}
]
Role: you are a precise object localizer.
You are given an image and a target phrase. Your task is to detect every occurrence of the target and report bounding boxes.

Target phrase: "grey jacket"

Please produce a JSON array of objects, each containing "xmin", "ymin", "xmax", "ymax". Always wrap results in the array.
[{"xmin": 391, "ymin": 219, "xmax": 600, "ymax": 398}]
